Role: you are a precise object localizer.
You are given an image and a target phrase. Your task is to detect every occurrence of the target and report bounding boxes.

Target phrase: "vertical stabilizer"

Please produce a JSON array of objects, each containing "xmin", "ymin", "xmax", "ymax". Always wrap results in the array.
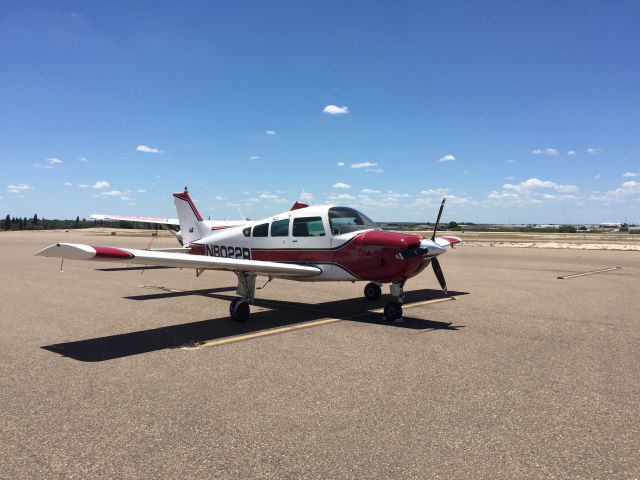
[{"xmin": 173, "ymin": 187, "xmax": 208, "ymax": 244}]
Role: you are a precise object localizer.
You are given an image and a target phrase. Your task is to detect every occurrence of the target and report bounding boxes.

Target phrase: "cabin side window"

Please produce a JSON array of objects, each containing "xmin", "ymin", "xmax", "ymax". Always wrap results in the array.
[
  {"xmin": 243, "ymin": 227, "xmax": 251, "ymax": 237},
  {"xmin": 270, "ymin": 218, "xmax": 290, "ymax": 237},
  {"xmin": 292, "ymin": 217, "xmax": 326, "ymax": 237},
  {"xmin": 252, "ymin": 223, "xmax": 268, "ymax": 237}
]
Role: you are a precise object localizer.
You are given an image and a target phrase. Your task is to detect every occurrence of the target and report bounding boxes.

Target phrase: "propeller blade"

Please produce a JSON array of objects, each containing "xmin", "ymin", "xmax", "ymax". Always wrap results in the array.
[
  {"xmin": 431, "ymin": 257, "xmax": 448, "ymax": 295},
  {"xmin": 432, "ymin": 198, "xmax": 446, "ymax": 240}
]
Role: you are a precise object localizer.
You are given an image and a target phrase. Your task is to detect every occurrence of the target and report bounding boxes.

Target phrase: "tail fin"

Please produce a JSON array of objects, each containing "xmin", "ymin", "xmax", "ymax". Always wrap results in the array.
[{"xmin": 173, "ymin": 187, "xmax": 209, "ymax": 245}]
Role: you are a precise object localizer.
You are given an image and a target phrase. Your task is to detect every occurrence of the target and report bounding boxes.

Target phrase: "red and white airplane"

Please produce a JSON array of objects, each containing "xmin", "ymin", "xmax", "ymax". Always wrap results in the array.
[{"xmin": 36, "ymin": 188, "xmax": 461, "ymax": 322}]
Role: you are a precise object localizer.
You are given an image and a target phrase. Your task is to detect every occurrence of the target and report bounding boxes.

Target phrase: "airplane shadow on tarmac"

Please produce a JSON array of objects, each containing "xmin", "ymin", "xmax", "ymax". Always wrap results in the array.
[{"xmin": 41, "ymin": 288, "xmax": 468, "ymax": 362}]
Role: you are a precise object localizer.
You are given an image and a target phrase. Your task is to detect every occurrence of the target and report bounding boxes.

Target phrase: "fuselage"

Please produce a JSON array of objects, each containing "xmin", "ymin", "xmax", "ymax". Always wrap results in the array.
[{"xmin": 188, "ymin": 205, "xmax": 445, "ymax": 283}]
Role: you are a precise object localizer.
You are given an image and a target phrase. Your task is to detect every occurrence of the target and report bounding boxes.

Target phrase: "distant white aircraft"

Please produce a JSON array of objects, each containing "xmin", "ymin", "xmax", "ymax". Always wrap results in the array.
[{"xmin": 37, "ymin": 188, "xmax": 460, "ymax": 322}]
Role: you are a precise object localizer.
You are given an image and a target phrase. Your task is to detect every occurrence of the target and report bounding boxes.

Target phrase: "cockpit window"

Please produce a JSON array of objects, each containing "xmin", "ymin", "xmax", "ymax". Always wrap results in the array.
[{"xmin": 328, "ymin": 207, "xmax": 377, "ymax": 235}]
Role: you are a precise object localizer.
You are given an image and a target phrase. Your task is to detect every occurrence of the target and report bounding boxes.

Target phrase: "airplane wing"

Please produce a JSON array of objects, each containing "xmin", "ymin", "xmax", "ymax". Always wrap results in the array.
[
  {"xmin": 35, "ymin": 243, "xmax": 321, "ymax": 277},
  {"xmin": 434, "ymin": 236, "xmax": 462, "ymax": 247},
  {"xmin": 91, "ymin": 214, "xmax": 179, "ymax": 226}
]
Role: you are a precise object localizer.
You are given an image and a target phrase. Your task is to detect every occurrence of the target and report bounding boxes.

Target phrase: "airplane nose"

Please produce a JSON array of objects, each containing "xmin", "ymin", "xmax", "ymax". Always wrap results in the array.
[
  {"xmin": 397, "ymin": 238, "xmax": 446, "ymax": 259},
  {"xmin": 420, "ymin": 239, "xmax": 446, "ymax": 256}
]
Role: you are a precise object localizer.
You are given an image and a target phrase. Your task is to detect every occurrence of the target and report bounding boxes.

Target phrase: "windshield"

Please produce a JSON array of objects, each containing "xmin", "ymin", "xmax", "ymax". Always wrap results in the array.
[{"xmin": 328, "ymin": 207, "xmax": 377, "ymax": 235}]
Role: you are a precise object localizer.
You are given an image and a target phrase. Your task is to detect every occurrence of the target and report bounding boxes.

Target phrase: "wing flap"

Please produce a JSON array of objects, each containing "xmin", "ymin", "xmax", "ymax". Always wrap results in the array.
[{"xmin": 35, "ymin": 243, "xmax": 321, "ymax": 277}]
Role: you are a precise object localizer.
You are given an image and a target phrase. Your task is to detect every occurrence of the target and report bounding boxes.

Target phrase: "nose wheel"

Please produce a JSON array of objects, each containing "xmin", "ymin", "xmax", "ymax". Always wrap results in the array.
[
  {"xmin": 383, "ymin": 280, "xmax": 406, "ymax": 321},
  {"xmin": 364, "ymin": 282, "xmax": 382, "ymax": 301}
]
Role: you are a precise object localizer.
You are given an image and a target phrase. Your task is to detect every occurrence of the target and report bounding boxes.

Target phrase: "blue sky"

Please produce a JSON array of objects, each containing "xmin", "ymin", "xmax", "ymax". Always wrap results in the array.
[{"xmin": 1, "ymin": 1, "xmax": 639, "ymax": 223}]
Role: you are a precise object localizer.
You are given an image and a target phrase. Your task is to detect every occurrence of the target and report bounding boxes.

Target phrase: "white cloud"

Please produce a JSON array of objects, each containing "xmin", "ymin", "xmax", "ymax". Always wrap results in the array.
[
  {"xmin": 337, "ymin": 162, "xmax": 345, "ymax": 167},
  {"xmin": 215, "ymin": 196, "xmax": 226, "ymax": 201},
  {"xmin": 437, "ymin": 154, "xmax": 456, "ymax": 162},
  {"xmin": 101, "ymin": 190, "xmax": 123, "ymax": 197},
  {"xmin": 622, "ymin": 172, "xmax": 637, "ymax": 177},
  {"xmin": 64, "ymin": 182, "xmax": 72, "ymax": 186},
  {"xmin": 531, "ymin": 148, "xmax": 559, "ymax": 156},
  {"xmin": 503, "ymin": 178, "xmax": 578, "ymax": 193},
  {"xmin": 333, "ymin": 182, "xmax": 351, "ymax": 189},
  {"xmin": 78, "ymin": 184, "xmax": 90, "ymax": 188},
  {"xmin": 249, "ymin": 155, "xmax": 260, "ymax": 160},
  {"xmin": 92, "ymin": 181, "xmax": 111, "ymax": 189},
  {"xmin": 385, "ymin": 192, "xmax": 411, "ymax": 199},
  {"xmin": 542, "ymin": 193, "xmax": 577, "ymax": 201},
  {"xmin": 505, "ymin": 176, "xmax": 515, "ymax": 180},
  {"xmin": 259, "ymin": 193, "xmax": 280, "ymax": 200},
  {"xmin": 34, "ymin": 157, "xmax": 63, "ymax": 169},
  {"xmin": 366, "ymin": 168, "xmax": 384, "ymax": 173},
  {"xmin": 590, "ymin": 180, "xmax": 640, "ymax": 202},
  {"xmin": 323, "ymin": 105, "xmax": 349, "ymax": 115},
  {"xmin": 136, "ymin": 145, "xmax": 161, "ymax": 153},
  {"xmin": 7, "ymin": 184, "xmax": 34, "ymax": 193},
  {"xmin": 593, "ymin": 175, "xmax": 602, "ymax": 180},
  {"xmin": 78, "ymin": 156, "xmax": 88, "ymax": 162},
  {"xmin": 265, "ymin": 130, "xmax": 276, "ymax": 135},
  {"xmin": 420, "ymin": 188, "xmax": 449, "ymax": 196},
  {"xmin": 361, "ymin": 188, "xmax": 381, "ymax": 194},
  {"xmin": 330, "ymin": 193, "xmax": 355, "ymax": 201},
  {"xmin": 586, "ymin": 148, "xmax": 601, "ymax": 155},
  {"xmin": 136, "ymin": 188, "xmax": 146, "ymax": 193},
  {"xmin": 567, "ymin": 150, "xmax": 576, "ymax": 155},
  {"xmin": 351, "ymin": 162, "xmax": 377, "ymax": 169},
  {"xmin": 120, "ymin": 196, "xmax": 130, "ymax": 201},
  {"xmin": 488, "ymin": 191, "xmax": 519, "ymax": 199}
]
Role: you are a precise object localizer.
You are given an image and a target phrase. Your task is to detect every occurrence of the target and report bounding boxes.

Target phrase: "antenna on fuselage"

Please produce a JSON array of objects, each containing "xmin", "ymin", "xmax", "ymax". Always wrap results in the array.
[{"xmin": 300, "ymin": 188, "xmax": 312, "ymax": 205}]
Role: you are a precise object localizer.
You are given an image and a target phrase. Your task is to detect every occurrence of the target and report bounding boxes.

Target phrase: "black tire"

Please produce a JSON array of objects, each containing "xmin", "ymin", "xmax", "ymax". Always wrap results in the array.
[
  {"xmin": 230, "ymin": 299, "xmax": 250, "ymax": 322},
  {"xmin": 364, "ymin": 282, "xmax": 382, "ymax": 301},
  {"xmin": 384, "ymin": 301, "xmax": 403, "ymax": 321}
]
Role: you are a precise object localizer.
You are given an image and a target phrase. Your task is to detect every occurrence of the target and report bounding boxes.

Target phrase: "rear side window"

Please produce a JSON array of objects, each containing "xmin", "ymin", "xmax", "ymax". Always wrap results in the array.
[
  {"xmin": 243, "ymin": 227, "xmax": 251, "ymax": 237},
  {"xmin": 271, "ymin": 218, "xmax": 290, "ymax": 237},
  {"xmin": 293, "ymin": 217, "xmax": 326, "ymax": 237},
  {"xmin": 253, "ymin": 223, "xmax": 268, "ymax": 237}
]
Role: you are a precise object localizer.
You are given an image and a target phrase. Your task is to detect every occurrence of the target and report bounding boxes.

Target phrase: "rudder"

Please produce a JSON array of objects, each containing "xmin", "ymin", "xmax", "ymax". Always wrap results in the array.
[{"xmin": 173, "ymin": 187, "xmax": 208, "ymax": 245}]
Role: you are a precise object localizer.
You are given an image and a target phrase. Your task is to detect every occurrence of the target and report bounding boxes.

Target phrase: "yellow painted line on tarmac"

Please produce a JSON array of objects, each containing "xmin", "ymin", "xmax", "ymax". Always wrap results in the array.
[
  {"xmin": 557, "ymin": 267, "xmax": 621, "ymax": 279},
  {"xmin": 196, "ymin": 318, "xmax": 342, "ymax": 349}
]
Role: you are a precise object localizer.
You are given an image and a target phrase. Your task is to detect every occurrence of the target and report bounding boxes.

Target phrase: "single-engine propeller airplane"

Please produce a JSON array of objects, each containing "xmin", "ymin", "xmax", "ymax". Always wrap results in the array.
[{"xmin": 36, "ymin": 188, "xmax": 461, "ymax": 322}]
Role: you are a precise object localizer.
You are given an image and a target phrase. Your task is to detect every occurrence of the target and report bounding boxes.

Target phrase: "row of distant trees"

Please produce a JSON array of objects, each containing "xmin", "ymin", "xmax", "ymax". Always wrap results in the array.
[{"xmin": 2, "ymin": 214, "xmax": 159, "ymax": 231}]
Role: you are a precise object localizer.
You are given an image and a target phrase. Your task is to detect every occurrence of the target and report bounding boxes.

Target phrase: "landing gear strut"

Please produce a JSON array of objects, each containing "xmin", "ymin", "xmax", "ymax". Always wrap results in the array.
[
  {"xmin": 384, "ymin": 280, "xmax": 405, "ymax": 321},
  {"xmin": 364, "ymin": 282, "xmax": 382, "ymax": 301},
  {"xmin": 230, "ymin": 272, "xmax": 256, "ymax": 322}
]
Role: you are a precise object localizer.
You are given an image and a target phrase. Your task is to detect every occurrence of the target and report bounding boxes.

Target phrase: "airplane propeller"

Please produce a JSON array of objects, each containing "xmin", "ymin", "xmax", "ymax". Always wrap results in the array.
[
  {"xmin": 431, "ymin": 256, "xmax": 447, "ymax": 295},
  {"xmin": 432, "ymin": 198, "xmax": 446, "ymax": 240},
  {"xmin": 397, "ymin": 198, "xmax": 449, "ymax": 295},
  {"xmin": 431, "ymin": 198, "xmax": 448, "ymax": 295}
]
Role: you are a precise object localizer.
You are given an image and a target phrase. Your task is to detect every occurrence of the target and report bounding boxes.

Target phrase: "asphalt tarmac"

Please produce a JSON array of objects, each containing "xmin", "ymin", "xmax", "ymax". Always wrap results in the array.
[{"xmin": 1, "ymin": 231, "xmax": 638, "ymax": 479}]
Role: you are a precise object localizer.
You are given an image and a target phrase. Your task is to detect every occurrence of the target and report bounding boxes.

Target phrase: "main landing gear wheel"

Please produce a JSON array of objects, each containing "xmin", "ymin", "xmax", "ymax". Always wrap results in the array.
[
  {"xmin": 230, "ymin": 298, "xmax": 250, "ymax": 322},
  {"xmin": 384, "ymin": 301, "xmax": 403, "ymax": 321},
  {"xmin": 364, "ymin": 282, "xmax": 382, "ymax": 301}
]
